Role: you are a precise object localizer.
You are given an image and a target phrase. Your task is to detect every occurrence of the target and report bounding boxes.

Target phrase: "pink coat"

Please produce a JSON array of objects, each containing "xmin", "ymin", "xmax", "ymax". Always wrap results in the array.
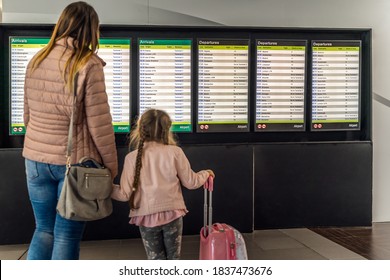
[
  {"xmin": 112, "ymin": 141, "xmax": 209, "ymax": 217},
  {"xmin": 23, "ymin": 37, "xmax": 118, "ymax": 178}
]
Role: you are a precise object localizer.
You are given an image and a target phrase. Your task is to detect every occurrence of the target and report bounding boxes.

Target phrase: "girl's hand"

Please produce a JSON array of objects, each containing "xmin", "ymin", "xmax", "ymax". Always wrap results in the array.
[
  {"xmin": 206, "ymin": 169, "xmax": 215, "ymax": 178},
  {"xmin": 204, "ymin": 172, "xmax": 214, "ymax": 191}
]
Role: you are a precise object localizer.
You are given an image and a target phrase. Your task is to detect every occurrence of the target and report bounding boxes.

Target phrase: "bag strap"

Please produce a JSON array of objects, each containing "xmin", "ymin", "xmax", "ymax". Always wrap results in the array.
[{"xmin": 66, "ymin": 73, "xmax": 79, "ymax": 171}]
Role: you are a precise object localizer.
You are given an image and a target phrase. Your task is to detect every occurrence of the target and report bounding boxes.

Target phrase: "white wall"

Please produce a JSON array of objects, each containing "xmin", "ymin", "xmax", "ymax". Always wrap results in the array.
[{"xmin": 2, "ymin": 0, "xmax": 389, "ymax": 221}]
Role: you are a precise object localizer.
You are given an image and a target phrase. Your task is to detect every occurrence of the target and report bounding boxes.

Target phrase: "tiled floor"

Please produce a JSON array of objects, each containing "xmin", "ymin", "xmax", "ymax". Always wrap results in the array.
[
  {"xmin": 0, "ymin": 228, "xmax": 365, "ymax": 260},
  {"xmin": 311, "ymin": 222, "xmax": 390, "ymax": 260}
]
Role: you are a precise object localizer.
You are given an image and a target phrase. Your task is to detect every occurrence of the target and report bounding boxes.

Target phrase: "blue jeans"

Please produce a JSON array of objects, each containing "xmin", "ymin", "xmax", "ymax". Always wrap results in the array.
[{"xmin": 25, "ymin": 159, "xmax": 86, "ymax": 260}]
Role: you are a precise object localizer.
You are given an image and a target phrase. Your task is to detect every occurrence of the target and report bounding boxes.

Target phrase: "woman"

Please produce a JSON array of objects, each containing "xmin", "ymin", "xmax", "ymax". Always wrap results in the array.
[{"xmin": 23, "ymin": 1, "xmax": 118, "ymax": 260}]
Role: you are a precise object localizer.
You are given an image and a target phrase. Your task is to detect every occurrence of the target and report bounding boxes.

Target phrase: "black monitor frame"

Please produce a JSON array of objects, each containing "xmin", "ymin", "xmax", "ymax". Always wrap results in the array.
[{"xmin": 0, "ymin": 24, "xmax": 372, "ymax": 148}]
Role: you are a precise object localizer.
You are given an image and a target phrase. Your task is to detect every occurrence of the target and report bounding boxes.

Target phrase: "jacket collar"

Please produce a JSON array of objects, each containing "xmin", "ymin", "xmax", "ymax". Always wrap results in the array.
[
  {"xmin": 144, "ymin": 141, "xmax": 165, "ymax": 148},
  {"xmin": 55, "ymin": 37, "xmax": 106, "ymax": 66},
  {"xmin": 55, "ymin": 37, "xmax": 76, "ymax": 49}
]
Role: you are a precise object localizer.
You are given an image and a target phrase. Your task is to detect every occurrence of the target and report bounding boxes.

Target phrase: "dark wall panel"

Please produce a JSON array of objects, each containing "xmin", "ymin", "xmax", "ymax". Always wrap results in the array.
[
  {"xmin": 0, "ymin": 142, "xmax": 372, "ymax": 245},
  {"xmin": 0, "ymin": 142, "xmax": 372, "ymax": 244},
  {"xmin": 254, "ymin": 142, "xmax": 372, "ymax": 229},
  {"xmin": 0, "ymin": 149, "xmax": 34, "ymax": 245}
]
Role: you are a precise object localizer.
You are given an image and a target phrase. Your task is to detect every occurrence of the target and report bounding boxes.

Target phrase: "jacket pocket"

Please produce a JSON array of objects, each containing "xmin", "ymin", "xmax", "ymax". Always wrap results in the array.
[{"xmin": 25, "ymin": 159, "xmax": 39, "ymax": 180}]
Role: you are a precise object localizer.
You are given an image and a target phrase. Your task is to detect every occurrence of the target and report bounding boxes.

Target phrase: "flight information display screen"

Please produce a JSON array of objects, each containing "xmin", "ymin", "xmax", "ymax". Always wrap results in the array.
[
  {"xmin": 311, "ymin": 40, "xmax": 361, "ymax": 131},
  {"xmin": 255, "ymin": 40, "xmax": 306, "ymax": 132},
  {"xmin": 138, "ymin": 39, "xmax": 192, "ymax": 133},
  {"xmin": 100, "ymin": 38, "xmax": 131, "ymax": 133},
  {"xmin": 9, "ymin": 37, "xmax": 131, "ymax": 135},
  {"xmin": 9, "ymin": 37, "xmax": 47, "ymax": 135},
  {"xmin": 197, "ymin": 39, "xmax": 249, "ymax": 133}
]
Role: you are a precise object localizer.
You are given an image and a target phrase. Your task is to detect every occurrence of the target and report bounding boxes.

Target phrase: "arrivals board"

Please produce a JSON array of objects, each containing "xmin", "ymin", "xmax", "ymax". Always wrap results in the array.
[
  {"xmin": 256, "ymin": 40, "xmax": 306, "ymax": 132},
  {"xmin": 99, "ymin": 38, "xmax": 131, "ymax": 133},
  {"xmin": 9, "ymin": 37, "xmax": 131, "ymax": 135},
  {"xmin": 9, "ymin": 38, "xmax": 48, "ymax": 135},
  {"xmin": 311, "ymin": 40, "xmax": 361, "ymax": 131},
  {"xmin": 138, "ymin": 39, "xmax": 192, "ymax": 132},
  {"xmin": 197, "ymin": 39, "xmax": 249, "ymax": 132}
]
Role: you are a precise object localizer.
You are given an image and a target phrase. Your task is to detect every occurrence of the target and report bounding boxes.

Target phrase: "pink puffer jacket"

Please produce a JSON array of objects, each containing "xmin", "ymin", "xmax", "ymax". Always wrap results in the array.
[{"xmin": 23, "ymin": 37, "xmax": 118, "ymax": 178}]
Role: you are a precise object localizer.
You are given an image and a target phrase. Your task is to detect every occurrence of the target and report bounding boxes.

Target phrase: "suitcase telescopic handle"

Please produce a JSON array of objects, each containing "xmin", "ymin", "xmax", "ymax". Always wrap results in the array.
[{"xmin": 203, "ymin": 176, "xmax": 214, "ymax": 237}]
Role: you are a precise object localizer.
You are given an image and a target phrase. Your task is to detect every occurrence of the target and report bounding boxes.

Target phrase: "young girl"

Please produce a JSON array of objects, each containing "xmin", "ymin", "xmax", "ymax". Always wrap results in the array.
[{"xmin": 112, "ymin": 109, "xmax": 214, "ymax": 260}]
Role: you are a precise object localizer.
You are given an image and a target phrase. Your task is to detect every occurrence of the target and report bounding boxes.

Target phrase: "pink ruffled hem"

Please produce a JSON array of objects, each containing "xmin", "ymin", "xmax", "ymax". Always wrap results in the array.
[{"xmin": 130, "ymin": 209, "xmax": 188, "ymax": 227}]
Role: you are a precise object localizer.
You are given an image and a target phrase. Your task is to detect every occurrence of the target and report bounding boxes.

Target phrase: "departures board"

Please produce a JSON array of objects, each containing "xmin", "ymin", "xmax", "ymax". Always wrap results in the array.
[
  {"xmin": 0, "ymin": 24, "xmax": 371, "ymax": 147},
  {"xmin": 311, "ymin": 40, "xmax": 361, "ymax": 131},
  {"xmin": 197, "ymin": 39, "xmax": 250, "ymax": 133},
  {"xmin": 255, "ymin": 40, "xmax": 307, "ymax": 132}
]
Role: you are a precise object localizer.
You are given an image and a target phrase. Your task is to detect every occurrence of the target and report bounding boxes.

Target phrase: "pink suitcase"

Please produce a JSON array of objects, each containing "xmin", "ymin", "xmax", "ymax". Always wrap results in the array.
[{"xmin": 199, "ymin": 177, "xmax": 248, "ymax": 260}]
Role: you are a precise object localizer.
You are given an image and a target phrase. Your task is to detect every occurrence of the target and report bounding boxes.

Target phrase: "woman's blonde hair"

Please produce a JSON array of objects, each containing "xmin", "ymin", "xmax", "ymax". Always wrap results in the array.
[
  {"xmin": 30, "ymin": 1, "xmax": 100, "ymax": 90},
  {"xmin": 128, "ymin": 109, "xmax": 177, "ymax": 209}
]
